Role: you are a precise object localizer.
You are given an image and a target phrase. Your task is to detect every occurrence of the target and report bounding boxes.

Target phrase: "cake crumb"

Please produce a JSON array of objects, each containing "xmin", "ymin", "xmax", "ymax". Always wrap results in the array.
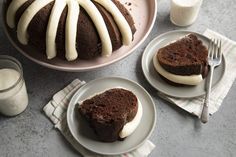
[{"xmin": 125, "ymin": 2, "xmax": 132, "ymax": 6}]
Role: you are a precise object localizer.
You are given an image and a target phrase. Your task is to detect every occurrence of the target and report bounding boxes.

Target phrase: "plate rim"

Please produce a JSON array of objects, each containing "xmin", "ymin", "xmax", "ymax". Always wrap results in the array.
[
  {"xmin": 2, "ymin": 0, "xmax": 157, "ymax": 72},
  {"xmin": 66, "ymin": 76, "xmax": 157, "ymax": 155},
  {"xmin": 141, "ymin": 30, "xmax": 226, "ymax": 98}
]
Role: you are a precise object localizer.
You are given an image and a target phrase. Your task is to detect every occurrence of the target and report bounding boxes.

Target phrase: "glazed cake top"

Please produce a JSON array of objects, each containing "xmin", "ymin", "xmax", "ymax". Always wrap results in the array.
[{"xmin": 6, "ymin": 0, "xmax": 134, "ymax": 61}]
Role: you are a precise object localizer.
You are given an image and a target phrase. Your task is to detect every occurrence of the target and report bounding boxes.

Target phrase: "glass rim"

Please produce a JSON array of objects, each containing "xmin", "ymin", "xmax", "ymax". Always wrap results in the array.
[{"xmin": 0, "ymin": 55, "xmax": 23, "ymax": 93}]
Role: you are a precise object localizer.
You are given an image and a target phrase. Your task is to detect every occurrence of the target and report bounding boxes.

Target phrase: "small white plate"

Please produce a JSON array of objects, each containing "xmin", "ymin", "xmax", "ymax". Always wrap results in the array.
[
  {"xmin": 67, "ymin": 77, "xmax": 156, "ymax": 155},
  {"xmin": 142, "ymin": 30, "xmax": 226, "ymax": 98}
]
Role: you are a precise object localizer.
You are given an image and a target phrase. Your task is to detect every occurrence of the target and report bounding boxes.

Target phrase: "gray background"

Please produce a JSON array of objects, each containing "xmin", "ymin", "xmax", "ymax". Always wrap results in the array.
[{"xmin": 0, "ymin": 0, "xmax": 236, "ymax": 157}]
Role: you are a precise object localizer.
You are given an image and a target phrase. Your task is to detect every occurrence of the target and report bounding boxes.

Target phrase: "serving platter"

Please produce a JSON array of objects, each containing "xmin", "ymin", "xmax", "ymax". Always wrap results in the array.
[{"xmin": 2, "ymin": 0, "xmax": 157, "ymax": 72}]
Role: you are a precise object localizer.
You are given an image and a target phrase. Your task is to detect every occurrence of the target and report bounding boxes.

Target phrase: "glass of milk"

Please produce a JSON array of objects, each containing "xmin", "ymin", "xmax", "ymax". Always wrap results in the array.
[
  {"xmin": 0, "ymin": 55, "xmax": 28, "ymax": 116},
  {"xmin": 170, "ymin": 0, "xmax": 203, "ymax": 26}
]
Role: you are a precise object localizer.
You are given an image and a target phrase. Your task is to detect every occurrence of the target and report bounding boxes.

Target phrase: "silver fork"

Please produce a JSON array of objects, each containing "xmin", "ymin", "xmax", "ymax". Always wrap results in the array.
[{"xmin": 201, "ymin": 38, "xmax": 222, "ymax": 123}]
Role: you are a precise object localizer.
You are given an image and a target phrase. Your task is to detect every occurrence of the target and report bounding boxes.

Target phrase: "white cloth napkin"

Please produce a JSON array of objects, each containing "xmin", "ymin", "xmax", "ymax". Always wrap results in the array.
[
  {"xmin": 158, "ymin": 29, "xmax": 236, "ymax": 117},
  {"xmin": 43, "ymin": 79, "xmax": 155, "ymax": 157}
]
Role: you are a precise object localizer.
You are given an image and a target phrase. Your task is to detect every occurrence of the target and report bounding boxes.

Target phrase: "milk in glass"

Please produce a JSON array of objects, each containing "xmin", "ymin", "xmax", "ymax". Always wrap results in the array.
[
  {"xmin": 0, "ymin": 56, "xmax": 28, "ymax": 116},
  {"xmin": 170, "ymin": 0, "xmax": 203, "ymax": 26}
]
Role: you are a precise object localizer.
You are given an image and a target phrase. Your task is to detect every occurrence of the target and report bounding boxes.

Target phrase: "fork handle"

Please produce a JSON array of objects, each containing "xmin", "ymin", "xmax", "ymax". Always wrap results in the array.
[
  {"xmin": 201, "ymin": 66, "xmax": 214, "ymax": 123},
  {"xmin": 201, "ymin": 99, "xmax": 209, "ymax": 123}
]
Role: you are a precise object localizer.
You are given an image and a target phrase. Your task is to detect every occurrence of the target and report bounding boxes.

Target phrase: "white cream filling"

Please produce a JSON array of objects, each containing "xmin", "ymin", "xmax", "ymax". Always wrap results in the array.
[
  {"xmin": 6, "ymin": 0, "xmax": 28, "ymax": 28},
  {"xmin": 94, "ymin": 0, "xmax": 133, "ymax": 45},
  {"xmin": 153, "ymin": 52, "xmax": 203, "ymax": 85},
  {"xmin": 46, "ymin": 0, "xmax": 67, "ymax": 59},
  {"xmin": 119, "ymin": 99, "xmax": 143, "ymax": 138}
]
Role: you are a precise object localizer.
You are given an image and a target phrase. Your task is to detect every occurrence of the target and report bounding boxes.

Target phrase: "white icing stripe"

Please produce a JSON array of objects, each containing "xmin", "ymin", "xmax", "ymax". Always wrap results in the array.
[
  {"xmin": 65, "ymin": 0, "xmax": 80, "ymax": 61},
  {"xmin": 94, "ymin": 0, "xmax": 133, "ymax": 45},
  {"xmin": 8, "ymin": 0, "xmax": 133, "ymax": 60},
  {"xmin": 119, "ymin": 99, "xmax": 143, "ymax": 138},
  {"xmin": 6, "ymin": 0, "xmax": 28, "ymax": 28},
  {"xmin": 153, "ymin": 53, "xmax": 203, "ymax": 85},
  {"xmin": 46, "ymin": 0, "xmax": 67, "ymax": 60},
  {"xmin": 77, "ymin": 0, "xmax": 112, "ymax": 57},
  {"xmin": 17, "ymin": 0, "xmax": 54, "ymax": 45}
]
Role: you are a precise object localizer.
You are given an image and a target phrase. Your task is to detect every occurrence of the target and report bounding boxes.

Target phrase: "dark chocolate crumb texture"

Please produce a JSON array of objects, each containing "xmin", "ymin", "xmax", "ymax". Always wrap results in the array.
[
  {"xmin": 78, "ymin": 88, "xmax": 138, "ymax": 142},
  {"xmin": 157, "ymin": 34, "xmax": 208, "ymax": 77}
]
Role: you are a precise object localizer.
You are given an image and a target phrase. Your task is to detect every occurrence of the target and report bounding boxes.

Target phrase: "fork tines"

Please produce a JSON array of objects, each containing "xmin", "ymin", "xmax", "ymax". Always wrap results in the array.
[{"xmin": 208, "ymin": 38, "xmax": 222, "ymax": 65}]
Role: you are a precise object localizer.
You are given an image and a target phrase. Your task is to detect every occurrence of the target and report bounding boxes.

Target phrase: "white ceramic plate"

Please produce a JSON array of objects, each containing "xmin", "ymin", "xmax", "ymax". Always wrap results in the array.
[
  {"xmin": 2, "ymin": 0, "xmax": 157, "ymax": 72},
  {"xmin": 142, "ymin": 30, "xmax": 226, "ymax": 98},
  {"xmin": 67, "ymin": 77, "xmax": 156, "ymax": 155}
]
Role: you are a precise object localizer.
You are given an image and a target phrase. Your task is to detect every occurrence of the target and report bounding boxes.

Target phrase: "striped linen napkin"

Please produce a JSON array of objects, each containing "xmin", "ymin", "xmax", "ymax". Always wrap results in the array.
[
  {"xmin": 43, "ymin": 79, "xmax": 155, "ymax": 157},
  {"xmin": 158, "ymin": 29, "xmax": 236, "ymax": 117}
]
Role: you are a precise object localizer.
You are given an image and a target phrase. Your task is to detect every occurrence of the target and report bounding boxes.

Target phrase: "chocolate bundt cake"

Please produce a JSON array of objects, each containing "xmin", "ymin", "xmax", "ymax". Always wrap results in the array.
[
  {"xmin": 5, "ymin": 0, "xmax": 136, "ymax": 61},
  {"xmin": 153, "ymin": 34, "xmax": 208, "ymax": 85},
  {"xmin": 78, "ymin": 88, "xmax": 142, "ymax": 142}
]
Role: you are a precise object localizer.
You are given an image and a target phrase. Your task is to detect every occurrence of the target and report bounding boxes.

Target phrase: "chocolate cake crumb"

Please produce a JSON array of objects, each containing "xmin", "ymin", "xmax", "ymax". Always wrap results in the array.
[
  {"xmin": 78, "ymin": 88, "xmax": 138, "ymax": 142},
  {"xmin": 157, "ymin": 34, "xmax": 208, "ymax": 77}
]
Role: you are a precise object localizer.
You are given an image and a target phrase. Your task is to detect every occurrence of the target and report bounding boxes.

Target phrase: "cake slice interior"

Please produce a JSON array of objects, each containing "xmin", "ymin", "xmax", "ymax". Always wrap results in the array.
[
  {"xmin": 78, "ymin": 88, "xmax": 141, "ymax": 142},
  {"xmin": 153, "ymin": 34, "xmax": 208, "ymax": 85}
]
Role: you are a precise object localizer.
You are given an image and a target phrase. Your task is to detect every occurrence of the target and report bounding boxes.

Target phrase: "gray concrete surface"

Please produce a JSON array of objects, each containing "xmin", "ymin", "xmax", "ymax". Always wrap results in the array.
[{"xmin": 0, "ymin": 0, "xmax": 236, "ymax": 157}]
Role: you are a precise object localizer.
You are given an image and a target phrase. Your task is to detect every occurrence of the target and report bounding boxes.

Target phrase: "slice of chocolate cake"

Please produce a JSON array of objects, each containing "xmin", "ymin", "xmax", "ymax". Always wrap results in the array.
[
  {"xmin": 153, "ymin": 34, "xmax": 208, "ymax": 85},
  {"xmin": 78, "ymin": 88, "xmax": 142, "ymax": 142}
]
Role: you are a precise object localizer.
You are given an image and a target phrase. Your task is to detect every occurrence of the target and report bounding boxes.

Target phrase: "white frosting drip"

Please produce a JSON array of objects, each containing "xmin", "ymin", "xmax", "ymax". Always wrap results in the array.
[
  {"xmin": 119, "ymin": 99, "xmax": 143, "ymax": 138},
  {"xmin": 7, "ymin": 0, "xmax": 133, "ymax": 60},
  {"xmin": 77, "ymin": 0, "xmax": 112, "ymax": 57},
  {"xmin": 94, "ymin": 0, "xmax": 133, "ymax": 45},
  {"xmin": 17, "ymin": 0, "xmax": 54, "ymax": 45},
  {"xmin": 65, "ymin": 0, "xmax": 80, "ymax": 61},
  {"xmin": 46, "ymin": 0, "xmax": 67, "ymax": 59},
  {"xmin": 6, "ymin": 0, "xmax": 28, "ymax": 28},
  {"xmin": 153, "ymin": 53, "xmax": 203, "ymax": 85}
]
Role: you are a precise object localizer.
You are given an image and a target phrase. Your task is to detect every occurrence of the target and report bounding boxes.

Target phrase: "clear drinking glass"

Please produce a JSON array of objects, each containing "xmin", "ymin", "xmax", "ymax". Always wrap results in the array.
[
  {"xmin": 170, "ymin": 0, "xmax": 203, "ymax": 26},
  {"xmin": 0, "ymin": 55, "xmax": 28, "ymax": 116}
]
